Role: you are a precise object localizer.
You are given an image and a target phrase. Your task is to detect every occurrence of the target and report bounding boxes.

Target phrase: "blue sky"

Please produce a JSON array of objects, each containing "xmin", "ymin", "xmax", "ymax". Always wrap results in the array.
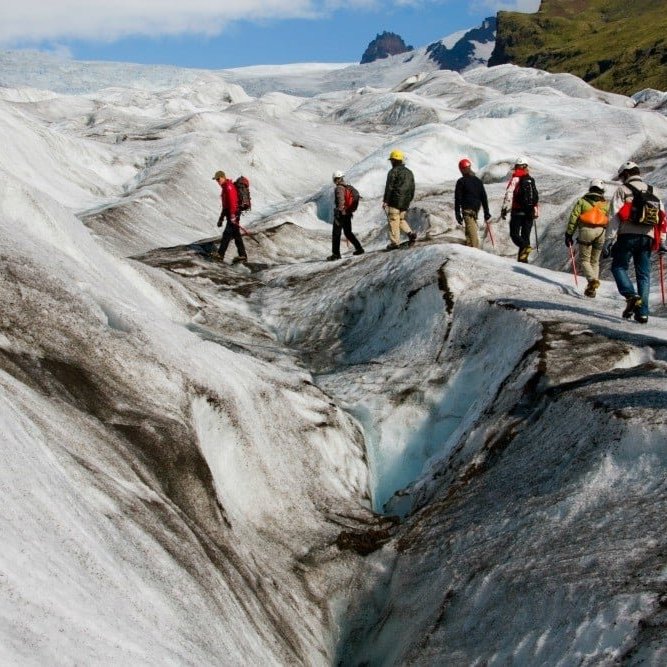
[{"xmin": 1, "ymin": 1, "xmax": 540, "ymax": 69}]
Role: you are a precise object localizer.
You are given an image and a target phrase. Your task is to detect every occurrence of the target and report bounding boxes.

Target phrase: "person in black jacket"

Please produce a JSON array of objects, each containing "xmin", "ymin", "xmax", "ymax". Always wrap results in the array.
[
  {"xmin": 383, "ymin": 149, "xmax": 416, "ymax": 250},
  {"xmin": 454, "ymin": 158, "xmax": 492, "ymax": 248}
]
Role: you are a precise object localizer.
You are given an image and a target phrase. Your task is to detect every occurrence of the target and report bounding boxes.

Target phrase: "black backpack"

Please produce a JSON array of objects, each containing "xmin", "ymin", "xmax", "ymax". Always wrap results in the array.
[
  {"xmin": 234, "ymin": 176, "xmax": 252, "ymax": 212},
  {"xmin": 515, "ymin": 175, "xmax": 539, "ymax": 211},
  {"xmin": 343, "ymin": 184, "xmax": 360, "ymax": 213},
  {"xmin": 626, "ymin": 183, "xmax": 660, "ymax": 226}
]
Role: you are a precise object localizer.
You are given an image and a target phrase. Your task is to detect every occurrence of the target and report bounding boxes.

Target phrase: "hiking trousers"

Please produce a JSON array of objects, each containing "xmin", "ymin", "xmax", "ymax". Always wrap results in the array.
[
  {"xmin": 577, "ymin": 226, "xmax": 606, "ymax": 282},
  {"xmin": 509, "ymin": 211, "xmax": 534, "ymax": 249},
  {"xmin": 332, "ymin": 213, "xmax": 363, "ymax": 255},
  {"xmin": 219, "ymin": 216, "xmax": 247, "ymax": 259},
  {"xmin": 611, "ymin": 234, "xmax": 652, "ymax": 317},
  {"xmin": 462, "ymin": 208, "xmax": 480, "ymax": 248},
  {"xmin": 386, "ymin": 206, "xmax": 413, "ymax": 246}
]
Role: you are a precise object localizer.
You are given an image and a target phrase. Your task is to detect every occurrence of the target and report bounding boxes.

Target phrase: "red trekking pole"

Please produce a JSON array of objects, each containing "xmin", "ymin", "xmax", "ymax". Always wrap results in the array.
[
  {"xmin": 659, "ymin": 253, "xmax": 666, "ymax": 305},
  {"xmin": 567, "ymin": 244, "xmax": 579, "ymax": 287}
]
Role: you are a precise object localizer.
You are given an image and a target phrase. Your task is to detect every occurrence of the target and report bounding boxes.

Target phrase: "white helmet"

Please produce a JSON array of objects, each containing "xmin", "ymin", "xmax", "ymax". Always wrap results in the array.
[
  {"xmin": 332, "ymin": 170, "xmax": 344, "ymax": 181},
  {"xmin": 589, "ymin": 178, "xmax": 605, "ymax": 191},
  {"xmin": 617, "ymin": 161, "xmax": 638, "ymax": 178},
  {"xmin": 514, "ymin": 156, "xmax": 528, "ymax": 167}
]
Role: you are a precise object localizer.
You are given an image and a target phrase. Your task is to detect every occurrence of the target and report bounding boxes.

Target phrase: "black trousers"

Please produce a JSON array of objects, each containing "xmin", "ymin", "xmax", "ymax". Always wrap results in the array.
[
  {"xmin": 509, "ymin": 212, "xmax": 534, "ymax": 249},
  {"xmin": 219, "ymin": 216, "xmax": 247, "ymax": 258},
  {"xmin": 332, "ymin": 214, "xmax": 363, "ymax": 255}
]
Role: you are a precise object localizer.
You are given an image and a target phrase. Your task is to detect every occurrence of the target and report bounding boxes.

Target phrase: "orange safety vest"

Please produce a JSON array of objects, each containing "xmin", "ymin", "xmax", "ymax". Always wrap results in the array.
[{"xmin": 578, "ymin": 202, "xmax": 608, "ymax": 227}]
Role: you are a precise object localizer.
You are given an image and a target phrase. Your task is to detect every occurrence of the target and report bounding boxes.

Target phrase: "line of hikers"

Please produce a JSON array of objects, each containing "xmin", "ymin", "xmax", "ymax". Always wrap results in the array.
[
  {"xmin": 452, "ymin": 156, "xmax": 666, "ymax": 323},
  {"xmin": 211, "ymin": 153, "xmax": 667, "ymax": 324},
  {"xmin": 210, "ymin": 150, "xmax": 419, "ymax": 266}
]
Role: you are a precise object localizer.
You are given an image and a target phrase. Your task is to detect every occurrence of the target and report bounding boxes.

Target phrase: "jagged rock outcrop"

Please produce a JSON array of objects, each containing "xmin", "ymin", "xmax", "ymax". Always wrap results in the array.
[
  {"xmin": 426, "ymin": 17, "xmax": 496, "ymax": 71},
  {"xmin": 361, "ymin": 32, "xmax": 413, "ymax": 65},
  {"xmin": 488, "ymin": 0, "xmax": 667, "ymax": 95}
]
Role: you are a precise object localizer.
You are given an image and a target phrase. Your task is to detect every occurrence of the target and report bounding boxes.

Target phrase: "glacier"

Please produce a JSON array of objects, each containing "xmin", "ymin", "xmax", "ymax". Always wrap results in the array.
[{"xmin": 1, "ymin": 48, "xmax": 666, "ymax": 665}]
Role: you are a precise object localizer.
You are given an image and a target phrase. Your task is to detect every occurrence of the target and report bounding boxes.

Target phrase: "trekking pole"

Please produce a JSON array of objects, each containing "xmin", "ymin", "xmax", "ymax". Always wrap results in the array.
[
  {"xmin": 659, "ymin": 253, "xmax": 666, "ymax": 305},
  {"xmin": 533, "ymin": 219, "xmax": 539, "ymax": 254},
  {"xmin": 567, "ymin": 244, "xmax": 579, "ymax": 287}
]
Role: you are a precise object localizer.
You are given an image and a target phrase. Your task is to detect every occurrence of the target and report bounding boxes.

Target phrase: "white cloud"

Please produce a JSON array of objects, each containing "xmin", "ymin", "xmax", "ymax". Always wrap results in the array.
[
  {"xmin": 0, "ymin": 0, "xmax": 541, "ymax": 47},
  {"xmin": 476, "ymin": 0, "xmax": 540, "ymax": 14},
  {"xmin": 0, "ymin": 0, "xmax": 318, "ymax": 44}
]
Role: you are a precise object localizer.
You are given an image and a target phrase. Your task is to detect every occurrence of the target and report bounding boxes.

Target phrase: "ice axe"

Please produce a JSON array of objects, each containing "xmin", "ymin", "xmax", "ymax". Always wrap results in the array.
[
  {"xmin": 482, "ymin": 217, "xmax": 498, "ymax": 251},
  {"xmin": 484, "ymin": 217, "xmax": 496, "ymax": 250},
  {"xmin": 234, "ymin": 218, "xmax": 261, "ymax": 244},
  {"xmin": 567, "ymin": 243, "xmax": 579, "ymax": 287}
]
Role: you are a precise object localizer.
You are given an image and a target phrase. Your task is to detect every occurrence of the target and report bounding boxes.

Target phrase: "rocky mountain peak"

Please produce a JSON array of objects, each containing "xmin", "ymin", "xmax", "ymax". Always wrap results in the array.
[{"xmin": 360, "ymin": 31, "xmax": 414, "ymax": 65}]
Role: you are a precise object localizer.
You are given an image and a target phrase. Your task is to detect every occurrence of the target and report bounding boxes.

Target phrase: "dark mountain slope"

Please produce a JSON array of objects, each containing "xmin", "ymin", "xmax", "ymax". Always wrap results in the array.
[{"xmin": 489, "ymin": 0, "xmax": 667, "ymax": 95}]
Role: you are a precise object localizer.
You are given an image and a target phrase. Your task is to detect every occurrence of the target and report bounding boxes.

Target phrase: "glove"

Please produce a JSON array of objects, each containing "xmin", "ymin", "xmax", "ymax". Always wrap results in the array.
[
  {"xmin": 484, "ymin": 213, "xmax": 492, "ymax": 222},
  {"xmin": 564, "ymin": 233, "xmax": 573, "ymax": 248},
  {"xmin": 601, "ymin": 240, "xmax": 614, "ymax": 259},
  {"xmin": 500, "ymin": 208, "xmax": 508, "ymax": 221},
  {"xmin": 216, "ymin": 218, "xmax": 223, "ymax": 228},
  {"xmin": 455, "ymin": 216, "xmax": 463, "ymax": 226}
]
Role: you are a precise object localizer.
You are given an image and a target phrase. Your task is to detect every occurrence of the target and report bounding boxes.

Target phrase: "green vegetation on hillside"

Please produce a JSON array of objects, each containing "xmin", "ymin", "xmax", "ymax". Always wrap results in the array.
[{"xmin": 488, "ymin": 0, "xmax": 667, "ymax": 95}]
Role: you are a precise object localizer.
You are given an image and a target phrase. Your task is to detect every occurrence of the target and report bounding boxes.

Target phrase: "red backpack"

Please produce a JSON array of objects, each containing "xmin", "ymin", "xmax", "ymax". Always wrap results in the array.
[
  {"xmin": 234, "ymin": 177, "xmax": 252, "ymax": 212},
  {"xmin": 343, "ymin": 184, "xmax": 360, "ymax": 213}
]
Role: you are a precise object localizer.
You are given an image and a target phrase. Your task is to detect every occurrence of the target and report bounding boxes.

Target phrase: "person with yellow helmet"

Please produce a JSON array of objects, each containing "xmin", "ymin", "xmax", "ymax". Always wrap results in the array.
[{"xmin": 383, "ymin": 149, "xmax": 416, "ymax": 249}]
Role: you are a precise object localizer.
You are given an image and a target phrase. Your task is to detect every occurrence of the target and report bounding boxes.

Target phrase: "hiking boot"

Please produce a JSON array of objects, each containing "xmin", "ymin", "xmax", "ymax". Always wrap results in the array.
[
  {"xmin": 353, "ymin": 248, "xmax": 365, "ymax": 256},
  {"xmin": 385, "ymin": 243, "xmax": 399, "ymax": 251},
  {"xmin": 517, "ymin": 246, "xmax": 532, "ymax": 263},
  {"xmin": 407, "ymin": 232, "xmax": 417, "ymax": 245},
  {"xmin": 634, "ymin": 313, "xmax": 648, "ymax": 324},
  {"xmin": 232, "ymin": 255, "xmax": 248, "ymax": 264},
  {"xmin": 584, "ymin": 280, "xmax": 598, "ymax": 298},
  {"xmin": 327, "ymin": 254, "xmax": 342, "ymax": 261},
  {"xmin": 622, "ymin": 296, "xmax": 641, "ymax": 319}
]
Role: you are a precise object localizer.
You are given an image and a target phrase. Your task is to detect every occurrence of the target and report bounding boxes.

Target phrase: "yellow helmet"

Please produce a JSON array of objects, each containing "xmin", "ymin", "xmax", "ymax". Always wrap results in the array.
[{"xmin": 389, "ymin": 149, "xmax": 404, "ymax": 162}]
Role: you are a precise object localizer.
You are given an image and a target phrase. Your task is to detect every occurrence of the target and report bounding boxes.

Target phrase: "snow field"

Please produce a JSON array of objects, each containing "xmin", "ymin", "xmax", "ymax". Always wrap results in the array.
[{"xmin": 0, "ymin": 51, "xmax": 666, "ymax": 665}]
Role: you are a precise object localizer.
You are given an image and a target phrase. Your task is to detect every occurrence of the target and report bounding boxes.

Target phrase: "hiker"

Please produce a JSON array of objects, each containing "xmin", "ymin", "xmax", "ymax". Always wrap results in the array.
[
  {"xmin": 383, "ymin": 149, "xmax": 416, "ymax": 250},
  {"xmin": 213, "ymin": 170, "xmax": 247, "ymax": 263},
  {"xmin": 328, "ymin": 171, "xmax": 365, "ymax": 261},
  {"xmin": 501, "ymin": 157, "xmax": 539, "ymax": 262},
  {"xmin": 565, "ymin": 179, "xmax": 609, "ymax": 297},
  {"xmin": 602, "ymin": 161, "xmax": 667, "ymax": 323},
  {"xmin": 454, "ymin": 158, "xmax": 492, "ymax": 249}
]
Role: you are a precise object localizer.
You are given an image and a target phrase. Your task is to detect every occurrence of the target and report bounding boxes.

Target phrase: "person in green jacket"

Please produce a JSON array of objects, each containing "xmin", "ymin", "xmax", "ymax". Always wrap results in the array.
[
  {"xmin": 564, "ymin": 179, "xmax": 609, "ymax": 297},
  {"xmin": 383, "ymin": 149, "xmax": 416, "ymax": 250}
]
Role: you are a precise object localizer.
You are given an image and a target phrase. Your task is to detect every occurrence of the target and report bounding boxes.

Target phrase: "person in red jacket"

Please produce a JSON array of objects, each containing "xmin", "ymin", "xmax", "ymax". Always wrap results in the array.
[
  {"xmin": 213, "ymin": 170, "xmax": 247, "ymax": 263},
  {"xmin": 501, "ymin": 157, "xmax": 539, "ymax": 262}
]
